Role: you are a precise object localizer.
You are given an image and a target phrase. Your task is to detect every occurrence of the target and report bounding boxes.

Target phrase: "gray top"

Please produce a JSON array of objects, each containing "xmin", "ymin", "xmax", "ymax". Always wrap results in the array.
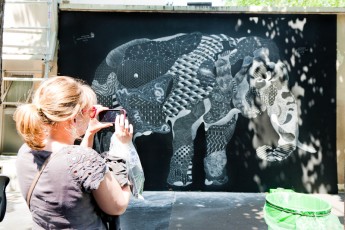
[{"xmin": 16, "ymin": 144, "xmax": 109, "ymax": 230}]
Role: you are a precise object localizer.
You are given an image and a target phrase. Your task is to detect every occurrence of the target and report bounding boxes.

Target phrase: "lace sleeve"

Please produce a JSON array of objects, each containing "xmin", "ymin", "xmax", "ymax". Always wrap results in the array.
[
  {"xmin": 65, "ymin": 146, "xmax": 107, "ymax": 192},
  {"xmin": 105, "ymin": 153, "xmax": 130, "ymax": 187}
]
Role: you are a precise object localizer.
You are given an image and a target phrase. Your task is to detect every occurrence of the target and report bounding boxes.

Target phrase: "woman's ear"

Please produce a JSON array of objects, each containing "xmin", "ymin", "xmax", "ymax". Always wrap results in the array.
[{"xmin": 68, "ymin": 117, "xmax": 77, "ymax": 126}]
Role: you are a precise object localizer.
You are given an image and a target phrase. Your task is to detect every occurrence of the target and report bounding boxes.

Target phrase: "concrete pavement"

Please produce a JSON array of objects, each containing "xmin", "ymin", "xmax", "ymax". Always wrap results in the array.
[
  {"xmin": 1, "ymin": 190, "xmax": 344, "ymax": 230},
  {"xmin": 0, "ymin": 190, "xmax": 32, "ymax": 230},
  {"xmin": 0, "ymin": 155, "xmax": 344, "ymax": 229}
]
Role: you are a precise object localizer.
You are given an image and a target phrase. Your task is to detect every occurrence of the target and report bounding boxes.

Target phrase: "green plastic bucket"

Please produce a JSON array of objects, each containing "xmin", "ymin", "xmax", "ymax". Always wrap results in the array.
[{"xmin": 264, "ymin": 192, "xmax": 343, "ymax": 230}]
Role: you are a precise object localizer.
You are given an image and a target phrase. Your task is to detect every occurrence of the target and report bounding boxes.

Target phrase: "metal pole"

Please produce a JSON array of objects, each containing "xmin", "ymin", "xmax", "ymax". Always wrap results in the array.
[{"xmin": 44, "ymin": 0, "xmax": 53, "ymax": 78}]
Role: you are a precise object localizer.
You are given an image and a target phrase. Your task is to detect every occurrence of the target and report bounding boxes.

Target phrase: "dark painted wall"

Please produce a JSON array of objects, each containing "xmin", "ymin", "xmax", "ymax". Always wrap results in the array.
[{"xmin": 58, "ymin": 11, "xmax": 337, "ymax": 193}]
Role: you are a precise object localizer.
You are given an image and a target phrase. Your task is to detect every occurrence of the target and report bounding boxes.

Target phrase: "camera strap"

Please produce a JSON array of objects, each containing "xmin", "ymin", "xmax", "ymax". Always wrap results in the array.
[{"xmin": 26, "ymin": 152, "xmax": 58, "ymax": 209}]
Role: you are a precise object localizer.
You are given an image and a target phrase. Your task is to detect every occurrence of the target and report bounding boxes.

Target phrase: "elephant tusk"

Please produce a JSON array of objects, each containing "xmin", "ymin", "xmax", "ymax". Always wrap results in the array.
[{"xmin": 297, "ymin": 141, "xmax": 317, "ymax": 153}]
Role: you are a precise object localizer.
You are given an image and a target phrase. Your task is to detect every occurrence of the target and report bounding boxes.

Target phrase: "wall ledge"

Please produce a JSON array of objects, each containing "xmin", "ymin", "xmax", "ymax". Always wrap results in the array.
[{"xmin": 59, "ymin": 4, "xmax": 345, "ymax": 14}]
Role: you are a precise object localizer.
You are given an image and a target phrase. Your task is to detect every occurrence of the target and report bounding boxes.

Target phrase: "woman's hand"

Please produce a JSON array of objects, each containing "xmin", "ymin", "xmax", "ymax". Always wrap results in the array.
[
  {"xmin": 113, "ymin": 113, "xmax": 133, "ymax": 144},
  {"xmin": 108, "ymin": 113, "xmax": 134, "ymax": 159},
  {"xmin": 86, "ymin": 105, "xmax": 113, "ymax": 135},
  {"xmin": 80, "ymin": 105, "xmax": 113, "ymax": 148}
]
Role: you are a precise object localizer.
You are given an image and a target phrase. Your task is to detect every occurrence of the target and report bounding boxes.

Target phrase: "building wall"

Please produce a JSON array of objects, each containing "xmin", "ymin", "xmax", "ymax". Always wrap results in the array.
[
  {"xmin": 1, "ymin": 3, "xmax": 344, "ymax": 191},
  {"xmin": 57, "ymin": 7, "xmax": 343, "ymax": 193}
]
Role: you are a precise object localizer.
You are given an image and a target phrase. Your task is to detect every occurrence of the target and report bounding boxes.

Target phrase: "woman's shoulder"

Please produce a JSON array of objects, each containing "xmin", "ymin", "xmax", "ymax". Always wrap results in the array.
[
  {"xmin": 61, "ymin": 145, "xmax": 98, "ymax": 154},
  {"xmin": 60, "ymin": 145, "xmax": 107, "ymax": 191},
  {"xmin": 60, "ymin": 145, "xmax": 104, "ymax": 165},
  {"xmin": 17, "ymin": 143, "xmax": 35, "ymax": 157},
  {"xmin": 16, "ymin": 143, "xmax": 51, "ymax": 165}
]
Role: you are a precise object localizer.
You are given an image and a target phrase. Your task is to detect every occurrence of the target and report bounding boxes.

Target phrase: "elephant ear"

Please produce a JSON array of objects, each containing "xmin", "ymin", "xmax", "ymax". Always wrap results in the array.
[
  {"xmin": 104, "ymin": 33, "xmax": 202, "ymax": 89},
  {"xmin": 232, "ymin": 55, "xmax": 263, "ymax": 118}
]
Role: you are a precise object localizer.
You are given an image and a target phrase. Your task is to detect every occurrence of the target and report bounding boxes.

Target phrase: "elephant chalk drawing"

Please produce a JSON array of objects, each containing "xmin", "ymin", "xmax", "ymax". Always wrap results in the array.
[{"xmin": 91, "ymin": 32, "xmax": 316, "ymax": 187}]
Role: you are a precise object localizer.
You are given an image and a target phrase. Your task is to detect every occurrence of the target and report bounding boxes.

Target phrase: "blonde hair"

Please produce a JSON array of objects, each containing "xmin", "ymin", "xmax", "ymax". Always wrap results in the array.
[{"xmin": 13, "ymin": 76, "xmax": 97, "ymax": 150}]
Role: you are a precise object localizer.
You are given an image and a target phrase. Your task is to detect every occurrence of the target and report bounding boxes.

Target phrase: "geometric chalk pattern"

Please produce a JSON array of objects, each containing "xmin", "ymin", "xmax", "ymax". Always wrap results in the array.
[{"xmin": 92, "ymin": 32, "xmax": 315, "ymax": 187}]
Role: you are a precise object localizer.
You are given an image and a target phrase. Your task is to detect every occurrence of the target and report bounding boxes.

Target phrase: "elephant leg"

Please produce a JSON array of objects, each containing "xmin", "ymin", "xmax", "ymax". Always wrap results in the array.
[
  {"xmin": 167, "ymin": 112, "xmax": 197, "ymax": 186},
  {"xmin": 204, "ymin": 150, "xmax": 228, "ymax": 186},
  {"xmin": 167, "ymin": 144, "xmax": 194, "ymax": 186},
  {"xmin": 204, "ymin": 116, "xmax": 237, "ymax": 185}
]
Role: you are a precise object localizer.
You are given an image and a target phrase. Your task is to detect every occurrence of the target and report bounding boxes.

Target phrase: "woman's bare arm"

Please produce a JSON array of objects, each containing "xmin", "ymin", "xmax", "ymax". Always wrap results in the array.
[
  {"xmin": 91, "ymin": 111, "xmax": 133, "ymax": 215},
  {"xmin": 92, "ymin": 172, "xmax": 131, "ymax": 215}
]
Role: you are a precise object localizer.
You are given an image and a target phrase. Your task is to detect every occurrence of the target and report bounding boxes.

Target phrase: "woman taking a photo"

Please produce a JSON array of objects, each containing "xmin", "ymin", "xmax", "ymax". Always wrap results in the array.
[{"xmin": 14, "ymin": 76, "xmax": 132, "ymax": 229}]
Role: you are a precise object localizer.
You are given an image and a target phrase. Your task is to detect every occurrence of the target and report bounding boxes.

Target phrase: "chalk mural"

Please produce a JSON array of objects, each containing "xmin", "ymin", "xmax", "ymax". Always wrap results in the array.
[
  {"xmin": 58, "ymin": 12, "xmax": 337, "ymax": 193},
  {"xmin": 91, "ymin": 34, "xmax": 316, "ymax": 186}
]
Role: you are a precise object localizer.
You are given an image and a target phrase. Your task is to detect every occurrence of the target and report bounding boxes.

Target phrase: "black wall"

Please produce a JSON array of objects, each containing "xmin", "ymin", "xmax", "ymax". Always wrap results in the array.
[{"xmin": 58, "ymin": 11, "xmax": 337, "ymax": 193}]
